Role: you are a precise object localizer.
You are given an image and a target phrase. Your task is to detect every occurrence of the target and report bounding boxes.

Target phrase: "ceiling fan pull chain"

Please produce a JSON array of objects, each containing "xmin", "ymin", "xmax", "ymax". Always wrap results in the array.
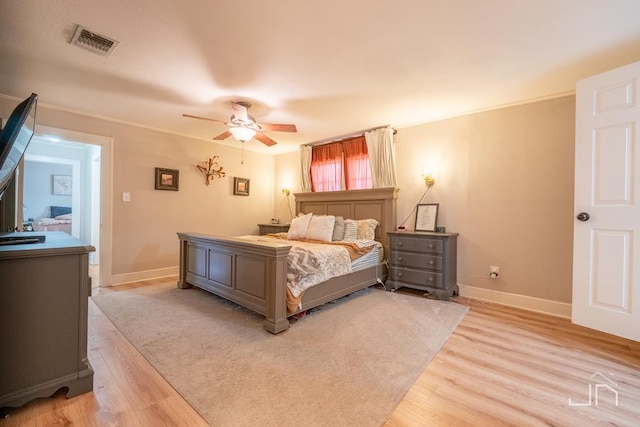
[{"xmin": 241, "ymin": 142, "xmax": 244, "ymax": 165}]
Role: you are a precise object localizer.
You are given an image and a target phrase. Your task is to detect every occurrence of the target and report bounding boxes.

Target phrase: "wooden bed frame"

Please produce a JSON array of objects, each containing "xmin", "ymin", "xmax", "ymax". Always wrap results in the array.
[{"xmin": 177, "ymin": 187, "xmax": 398, "ymax": 334}]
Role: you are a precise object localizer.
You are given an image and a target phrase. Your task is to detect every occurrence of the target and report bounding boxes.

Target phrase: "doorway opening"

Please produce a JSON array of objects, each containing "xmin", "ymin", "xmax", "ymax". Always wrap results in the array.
[{"xmin": 23, "ymin": 126, "xmax": 113, "ymax": 287}]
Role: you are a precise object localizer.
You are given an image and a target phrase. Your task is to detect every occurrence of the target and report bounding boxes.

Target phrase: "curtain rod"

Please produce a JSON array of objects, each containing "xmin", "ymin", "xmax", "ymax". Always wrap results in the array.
[{"xmin": 302, "ymin": 125, "xmax": 397, "ymax": 147}]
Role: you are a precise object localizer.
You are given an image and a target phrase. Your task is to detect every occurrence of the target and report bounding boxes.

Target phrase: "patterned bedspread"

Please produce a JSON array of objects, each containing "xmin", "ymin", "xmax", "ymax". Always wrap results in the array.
[
  {"xmin": 239, "ymin": 235, "xmax": 375, "ymax": 299},
  {"xmin": 33, "ymin": 217, "xmax": 72, "ymax": 234}
]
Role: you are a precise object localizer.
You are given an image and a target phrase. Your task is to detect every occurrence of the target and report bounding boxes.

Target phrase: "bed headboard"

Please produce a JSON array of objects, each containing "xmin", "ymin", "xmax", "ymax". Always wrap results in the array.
[{"xmin": 294, "ymin": 187, "xmax": 399, "ymax": 253}]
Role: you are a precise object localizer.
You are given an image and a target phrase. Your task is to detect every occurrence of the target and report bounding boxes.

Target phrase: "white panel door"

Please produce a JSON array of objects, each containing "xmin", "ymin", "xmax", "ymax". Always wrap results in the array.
[{"xmin": 573, "ymin": 61, "xmax": 640, "ymax": 342}]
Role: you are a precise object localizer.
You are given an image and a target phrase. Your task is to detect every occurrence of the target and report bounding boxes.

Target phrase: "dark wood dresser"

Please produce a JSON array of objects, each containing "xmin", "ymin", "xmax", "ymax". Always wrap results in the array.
[
  {"xmin": 0, "ymin": 232, "xmax": 95, "ymax": 410},
  {"xmin": 386, "ymin": 231, "xmax": 459, "ymax": 300}
]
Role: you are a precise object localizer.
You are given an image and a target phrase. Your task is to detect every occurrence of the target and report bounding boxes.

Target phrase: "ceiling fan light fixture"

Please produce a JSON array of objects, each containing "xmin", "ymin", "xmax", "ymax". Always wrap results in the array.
[{"xmin": 229, "ymin": 126, "xmax": 256, "ymax": 142}]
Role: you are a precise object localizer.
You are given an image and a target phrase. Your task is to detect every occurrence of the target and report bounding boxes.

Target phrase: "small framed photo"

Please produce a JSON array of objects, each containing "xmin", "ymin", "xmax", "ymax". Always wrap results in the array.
[
  {"xmin": 52, "ymin": 175, "xmax": 72, "ymax": 195},
  {"xmin": 233, "ymin": 177, "xmax": 250, "ymax": 196},
  {"xmin": 415, "ymin": 203, "xmax": 439, "ymax": 232},
  {"xmin": 155, "ymin": 168, "xmax": 179, "ymax": 191}
]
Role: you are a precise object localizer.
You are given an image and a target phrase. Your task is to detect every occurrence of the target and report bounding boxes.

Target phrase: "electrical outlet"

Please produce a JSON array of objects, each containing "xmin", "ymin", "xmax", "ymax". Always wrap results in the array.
[{"xmin": 489, "ymin": 266, "xmax": 499, "ymax": 279}]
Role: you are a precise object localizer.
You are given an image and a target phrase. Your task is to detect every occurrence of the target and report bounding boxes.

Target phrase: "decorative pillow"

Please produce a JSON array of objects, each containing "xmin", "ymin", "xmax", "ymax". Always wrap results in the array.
[
  {"xmin": 306, "ymin": 215, "xmax": 335, "ymax": 242},
  {"xmin": 287, "ymin": 212, "xmax": 313, "ymax": 240},
  {"xmin": 55, "ymin": 213, "xmax": 72, "ymax": 220},
  {"xmin": 332, "ymin": 216, "xmax": 345, "ymax": 241},
  {"xmin": 50, "ymin": 206, "xmax": 71, "ymax": 218},
  {"xmin": 342, "ymin": 219, "xmax": 358, "ymax": 242},
  {"xmin": 356, "ymin": 218, "xmax": 379, "ymax": 241}
]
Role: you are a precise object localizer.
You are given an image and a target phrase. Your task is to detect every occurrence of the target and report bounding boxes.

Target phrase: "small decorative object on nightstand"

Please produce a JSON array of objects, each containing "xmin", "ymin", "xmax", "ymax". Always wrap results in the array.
[
  {"xmin": 258, "ymin": 223, "xmax": 290, "ymax": 235},
  {"xmin": 386, "ymin": 230, "xmax": 459, "ymax": 300}
]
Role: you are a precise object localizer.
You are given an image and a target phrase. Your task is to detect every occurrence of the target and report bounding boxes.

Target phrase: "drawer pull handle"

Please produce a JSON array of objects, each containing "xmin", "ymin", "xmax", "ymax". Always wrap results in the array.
[
  {"xmin": 428, "ymin": 244, "xmax": 434, "ymax": 248},
  {"xmin": 397, "ymin": 272, "xmax": 403, "ymax": 277},
  {"xmin": 428, "ymin": 277, "xmax": 434, "ymax": 282},
  {"xmin": 429, "ymin": 260, "xmax": 434, "ymax": 265},
  {"xmin": 398, "ymin": 257, "xmax": 403, "ymax": 262},
  {"xmin": 398, "ymin": 241, "xmax": 403, "ymax": 246}
]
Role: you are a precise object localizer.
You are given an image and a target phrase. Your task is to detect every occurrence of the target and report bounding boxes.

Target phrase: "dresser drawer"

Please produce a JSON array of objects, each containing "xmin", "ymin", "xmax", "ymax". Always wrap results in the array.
[
  {"xmin": 390, "ymin": 267, "xmax": 443, "ymax": 289},
  {"xmin": 390, "ymin": 252, "xmax": 442, "ymax": 271},
  {"xmin": 390, "ymin": 236, "xmax": 443, "ymax": 254}
]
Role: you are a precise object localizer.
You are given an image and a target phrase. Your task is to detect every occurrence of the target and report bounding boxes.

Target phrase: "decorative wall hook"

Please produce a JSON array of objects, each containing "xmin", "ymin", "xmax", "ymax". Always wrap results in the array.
[{"xmin": 197, "ymin": 156, "xmax": 226, "ymax": 185}]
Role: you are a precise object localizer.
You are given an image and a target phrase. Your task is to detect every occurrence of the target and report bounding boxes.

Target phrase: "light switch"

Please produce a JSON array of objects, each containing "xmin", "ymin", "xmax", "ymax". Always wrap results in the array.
[{"xmin": 122, "ymin": 192, "xmax": 131, "ymax": 202}]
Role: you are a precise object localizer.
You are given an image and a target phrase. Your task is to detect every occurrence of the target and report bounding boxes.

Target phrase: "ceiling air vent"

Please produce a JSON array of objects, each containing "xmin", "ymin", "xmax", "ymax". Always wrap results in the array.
[{"xmin": 70, "ymin": 25, "xmax": 119, "ymax": 57}]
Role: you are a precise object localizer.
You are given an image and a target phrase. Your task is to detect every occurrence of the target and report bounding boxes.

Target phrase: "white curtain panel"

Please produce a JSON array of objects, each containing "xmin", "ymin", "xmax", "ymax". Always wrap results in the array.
[
  {"xmin": 365, "ymin": 126, "xmax": 397, "ymax": 188},
  {"xmin": 299, "ymin": 145, "xmax": 313, "ymax": 192}
]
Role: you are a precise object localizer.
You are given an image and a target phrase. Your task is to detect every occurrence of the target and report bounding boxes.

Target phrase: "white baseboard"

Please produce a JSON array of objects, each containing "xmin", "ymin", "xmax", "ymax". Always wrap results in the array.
[
  {"xmin": 458, "ymin": 284, "xmax": 572, "ymax": 319},
  {"xmin": 109, "ymin": 266, "xmax": 179, "ymax": 286}
]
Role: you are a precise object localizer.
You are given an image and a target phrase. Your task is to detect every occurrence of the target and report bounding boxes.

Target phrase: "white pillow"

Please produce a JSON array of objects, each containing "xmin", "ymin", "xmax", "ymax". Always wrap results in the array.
[
  {"xmin": 342, "ymin": 219, "xmax": 358, "ymax": 242},
  {"xmin": 306, "ymin": 215, "xmax": 336, "ymax": 242},
  {"xmin": 287, "ymin": 213, "xmax": 313, "ymax": 240},
  {"xmin": 357, "ymin": 218, "xmax": 379, "ymax": 241}
]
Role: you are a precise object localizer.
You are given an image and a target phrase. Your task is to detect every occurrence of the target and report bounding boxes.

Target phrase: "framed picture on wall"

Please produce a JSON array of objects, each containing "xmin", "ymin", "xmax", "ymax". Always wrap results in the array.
[
  {"xmin": 415, "ymin": 203, "xmax": 439, "ymax": 232},
  {"xmin": 233, "ymin": 177, "xmax": 250, "ymax": 196},
  {"xmin": 155, "ymin": 168, "xmax": 179, "ymax": 191},
  {"xmin": 52, "ymin": 175, "xmax": 72, "ymax": 195}
]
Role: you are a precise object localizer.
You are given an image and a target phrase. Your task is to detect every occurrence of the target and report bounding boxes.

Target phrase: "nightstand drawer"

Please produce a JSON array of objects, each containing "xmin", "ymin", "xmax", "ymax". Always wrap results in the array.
[
  {"xmin": 390, "ymin": 237, "xmax": 443, "ymax": 254},
  {"xmin": 390, "ymin": 267, "xmax": 443, "ymax": 288},
  {"xmin": 390, "ymin": 252, "xmax": 442, "ymax": 270}
]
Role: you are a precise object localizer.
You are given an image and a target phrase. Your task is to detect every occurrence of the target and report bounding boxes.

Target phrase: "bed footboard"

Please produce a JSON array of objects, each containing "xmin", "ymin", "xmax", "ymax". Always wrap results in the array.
[{"xmin": 177, "ymin": 232, "xmax": 292, "ymax": 333}]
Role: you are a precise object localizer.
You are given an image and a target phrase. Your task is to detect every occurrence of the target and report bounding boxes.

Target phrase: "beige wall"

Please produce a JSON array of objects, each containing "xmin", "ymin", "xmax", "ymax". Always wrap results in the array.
[
  {"xmin": 273, "ymin": 151, "xmax": 301, "ymax": 224},
  {"xmin": 395, "ymin": 96, "xmax": 575, "ymax": 303},
  {"xmin": 276, "ymin": 95, "xmax": 576, "ymax": 303},
  {"xmin": 1, "ymin": 97, "xmax": 276, "ymax": 277}
]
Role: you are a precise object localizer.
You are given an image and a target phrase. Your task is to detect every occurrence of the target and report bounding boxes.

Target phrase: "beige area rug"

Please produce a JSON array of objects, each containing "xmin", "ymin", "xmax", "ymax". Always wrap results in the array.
[{"xmin": 92, "ymin": 282, "xmax": 468, "ymax": 426}]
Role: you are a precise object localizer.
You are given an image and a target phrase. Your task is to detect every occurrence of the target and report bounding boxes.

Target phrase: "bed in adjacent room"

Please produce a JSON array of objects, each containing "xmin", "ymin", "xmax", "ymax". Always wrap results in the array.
[
  {"xmin": 177, "ymin": 187, "xmax": 398, "ymax": 333},
  {"xmin": 33, "ymin": 206, "xmax": 72, "ymax": 234}
]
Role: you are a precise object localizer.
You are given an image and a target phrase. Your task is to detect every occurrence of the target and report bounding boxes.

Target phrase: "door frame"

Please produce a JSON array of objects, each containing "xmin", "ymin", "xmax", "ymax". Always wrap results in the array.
[{"xmin": 33, "ymin": 125, "xmax": 114, "ymax": 287}]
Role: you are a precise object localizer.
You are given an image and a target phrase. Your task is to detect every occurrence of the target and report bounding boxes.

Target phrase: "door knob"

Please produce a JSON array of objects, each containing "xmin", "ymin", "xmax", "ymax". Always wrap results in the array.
[{"xmin": 576, "ymin": 212, "xmax": 590, "ymax": 222}]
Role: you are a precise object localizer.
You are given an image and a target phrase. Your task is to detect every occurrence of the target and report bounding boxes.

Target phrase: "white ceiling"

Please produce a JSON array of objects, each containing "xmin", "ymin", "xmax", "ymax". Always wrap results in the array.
[{"xmin": 1, "ymin": 0, "xmax": 640, "ymax": 154}]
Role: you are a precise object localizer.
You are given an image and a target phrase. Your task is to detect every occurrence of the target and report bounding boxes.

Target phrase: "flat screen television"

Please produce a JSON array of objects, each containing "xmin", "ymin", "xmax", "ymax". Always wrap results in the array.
[{"xmin": 0, "ymin": 93, "xmax": 38, "ymax": 201}]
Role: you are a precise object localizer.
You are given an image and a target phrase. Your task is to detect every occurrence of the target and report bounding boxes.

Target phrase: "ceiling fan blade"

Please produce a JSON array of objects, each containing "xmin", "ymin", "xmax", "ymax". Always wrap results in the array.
[
  {"xmin": 259, "ymin": 123, "xmax": 298, "ymax": 133},
  {"xmin": 255, "ymin": 132, "xmax": 277, "ymax": 146},
  {"xmin": 183, "ymin": 113, "xmax": 226, "ymax": 124},
  {"xmin": 231, "ymin": 102, "xmax": 249, "ymax": 122},
  {"xmin": 213, "ymin": 130, "xmax": 232, "ymax": 140}
]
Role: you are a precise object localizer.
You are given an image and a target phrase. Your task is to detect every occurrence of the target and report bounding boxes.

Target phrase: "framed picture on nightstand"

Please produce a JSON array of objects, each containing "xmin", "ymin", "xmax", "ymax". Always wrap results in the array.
[{"xmin": 415, "ymin": 203, "xmax": 438, "ymax": 232}]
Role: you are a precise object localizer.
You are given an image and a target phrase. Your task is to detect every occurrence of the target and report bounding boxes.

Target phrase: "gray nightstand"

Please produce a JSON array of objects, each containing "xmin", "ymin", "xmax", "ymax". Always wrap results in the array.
[
  {"xmin": 258, "ymin": 223, "xmax": 290, "ymax": 235},
  {"xmin": 386, "ymin": 231, "xmax": 459, "ymax": 300}
]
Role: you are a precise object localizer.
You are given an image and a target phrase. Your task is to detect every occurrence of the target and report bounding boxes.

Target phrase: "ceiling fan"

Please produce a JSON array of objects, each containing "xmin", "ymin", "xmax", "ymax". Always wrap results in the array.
[{"xmin": 183, "ymin": 101, "xmax": 297, "ymax": 146}]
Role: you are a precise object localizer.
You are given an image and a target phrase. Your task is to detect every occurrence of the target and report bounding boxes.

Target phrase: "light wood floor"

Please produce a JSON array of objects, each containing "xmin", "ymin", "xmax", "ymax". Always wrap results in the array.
[{"xmin": 1, "ymin": 278, "xmax": 639, "ymax": 426}]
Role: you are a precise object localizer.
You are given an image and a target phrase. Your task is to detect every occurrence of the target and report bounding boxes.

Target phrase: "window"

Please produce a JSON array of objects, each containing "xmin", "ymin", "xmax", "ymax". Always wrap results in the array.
[
  {"xmin": 310, "ymin": 142, "xmax": 343, "ymax": 192},
  {"xmin": 310, "ymin": 136, "xmax": 372, "ymax": 192},
  {"xmin": 301, "ymin": 126, "xmax": 396, "ymax": 192},
  {"xmin": 343, "ymin": 136, "xmax": 372, "ymax": 190}
]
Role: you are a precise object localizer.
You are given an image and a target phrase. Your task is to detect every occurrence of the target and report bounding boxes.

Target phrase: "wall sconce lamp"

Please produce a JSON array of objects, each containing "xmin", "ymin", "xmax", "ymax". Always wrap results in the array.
[
  {"xmin": 422, "ymin": 170, "xmax": 435, "ymax": 187},
  {"xmin": 281, "ymin": 185, "xmax": 294, "ymax": 220}
]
